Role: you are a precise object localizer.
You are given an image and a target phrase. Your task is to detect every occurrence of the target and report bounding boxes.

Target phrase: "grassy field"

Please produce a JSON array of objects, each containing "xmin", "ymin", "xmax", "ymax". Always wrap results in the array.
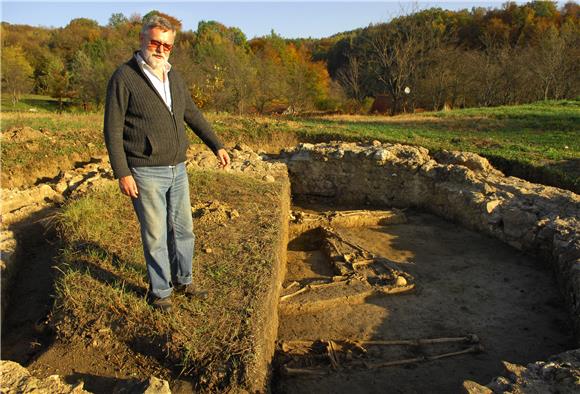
[
  {"xmin": 2, "ymin": 96, "xmax": 578, "ymax": 192},
  {"xmin": 54, "ymin": 169, "xmax": 289, "ymax": 390}
]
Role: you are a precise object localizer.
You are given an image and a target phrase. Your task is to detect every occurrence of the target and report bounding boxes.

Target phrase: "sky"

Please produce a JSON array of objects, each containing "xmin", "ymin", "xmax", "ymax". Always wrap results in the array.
[{"xmin": 2, "ymin": 0, "xmax": 526, "ymax": 39}]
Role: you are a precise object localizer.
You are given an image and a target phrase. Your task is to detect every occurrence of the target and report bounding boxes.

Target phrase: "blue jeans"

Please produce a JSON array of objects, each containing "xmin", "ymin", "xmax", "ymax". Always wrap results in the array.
[{"xmin": 130, "ymin": 162, "xmax": 194, "ymax": 299}]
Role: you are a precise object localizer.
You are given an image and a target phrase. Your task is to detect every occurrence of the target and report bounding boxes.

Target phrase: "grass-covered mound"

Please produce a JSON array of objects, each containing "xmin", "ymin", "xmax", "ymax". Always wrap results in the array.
[{"xmin": 53, "ymin": 169, "xmax": 290, "ymax": 391}]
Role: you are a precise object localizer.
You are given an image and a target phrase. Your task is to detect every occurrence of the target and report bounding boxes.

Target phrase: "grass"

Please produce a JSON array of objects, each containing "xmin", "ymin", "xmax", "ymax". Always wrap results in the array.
[
  {"xmin": 1, "ymin": 94, "xmax": 74, "ymax": 113},
  {"xmin": 2, "ymin": 96, "xmax": 578, "ymax": 192},
  {"xmin": 54, "ymin": 170, "xmax": 288, "ymax": 391}
]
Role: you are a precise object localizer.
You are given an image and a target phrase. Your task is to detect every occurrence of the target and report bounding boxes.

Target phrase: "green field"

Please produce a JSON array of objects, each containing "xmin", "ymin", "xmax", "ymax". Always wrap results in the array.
[{"xmin": 2, "ymin": 96, "xmax": 579, "ymax": 192}]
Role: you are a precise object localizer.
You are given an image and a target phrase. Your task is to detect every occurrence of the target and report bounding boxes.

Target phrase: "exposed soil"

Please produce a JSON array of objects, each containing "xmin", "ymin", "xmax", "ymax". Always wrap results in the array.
[
  {"xmin": 275, "ymin": 206, "xmax": 575, "ymax": 393},
  {"xmin": 0, "ymin": 210, "xmax": 184, "ymax": 393},
  {"xmin": 1, "ymin": 212, "xmax": 58, "ymax": 365}
]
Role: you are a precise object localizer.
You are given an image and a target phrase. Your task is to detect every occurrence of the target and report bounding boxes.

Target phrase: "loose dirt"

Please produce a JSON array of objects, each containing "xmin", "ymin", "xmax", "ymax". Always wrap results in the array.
[{"xmin": 275, "ymin": 206, "xmax": 574, "ymax": 393}]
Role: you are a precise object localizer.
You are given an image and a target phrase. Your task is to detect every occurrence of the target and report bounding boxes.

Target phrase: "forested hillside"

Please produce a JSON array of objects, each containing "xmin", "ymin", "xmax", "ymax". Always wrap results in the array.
[{"xmin": 2, "ymin": 1, "xmax": 579, "ymax": 114}]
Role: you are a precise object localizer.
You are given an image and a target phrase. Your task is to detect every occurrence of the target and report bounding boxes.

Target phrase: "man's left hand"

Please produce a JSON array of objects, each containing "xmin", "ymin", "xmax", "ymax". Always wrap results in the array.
[{"xmin": 217, "ymin": 148, "xmax": 231, "ymax": 169}]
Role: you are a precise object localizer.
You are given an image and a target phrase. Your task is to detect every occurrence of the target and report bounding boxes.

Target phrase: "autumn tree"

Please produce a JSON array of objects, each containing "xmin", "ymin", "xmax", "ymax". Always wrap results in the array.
[
  {"xmin": 250, "ymin": 33, "xmax": 290, "ymax": 113},
  {"xmin": 70, "ymin": 40, "xmax": 113, "ymax": 110},
  {"xmin": 45, "ymin": 55, "xmax": 72, "ymax": 111},
  {"xmin": 190, "ymin": 21, "xmax": 256, "ymax": 113},
  {"xmin": 1, "ymin": 46, "xmax": 34, "ymax": 104}
]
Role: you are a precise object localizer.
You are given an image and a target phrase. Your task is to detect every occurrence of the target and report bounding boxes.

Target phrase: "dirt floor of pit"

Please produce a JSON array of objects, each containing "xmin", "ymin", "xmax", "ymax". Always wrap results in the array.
[{"xmin": 274, "ymin": 207, "xmax": 575, "ymax": 394}]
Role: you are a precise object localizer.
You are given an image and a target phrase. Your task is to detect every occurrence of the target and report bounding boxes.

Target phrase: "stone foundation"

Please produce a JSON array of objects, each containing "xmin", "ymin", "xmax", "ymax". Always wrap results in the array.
[{"xmin": 282, "ymin": 141, "xmax": 580, "ymax": 341}]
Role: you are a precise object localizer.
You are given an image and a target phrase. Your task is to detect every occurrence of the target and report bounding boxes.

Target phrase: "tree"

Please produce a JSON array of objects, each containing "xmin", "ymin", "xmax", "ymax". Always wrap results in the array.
[
  {"xmin": 283, "ymin": 44, "xmax": 330, "ymax": 112},
  {"xmin": 70, "ymin": 46, "xmax": 110, "ymax": 110},
  {"xmin": 336, "ymin": 52, "xmax": 364, "ymax": 106},
  {"xmin": 252, "ymin": 52, "xmax": 286, "ymax": 114},
  {"xmin": 108, "ymin": 13, "xmax": 129, "ymax": 28},
  {"xmin": 1, "ymin": 46, "xmax": 33, "ymax": 104},
  {"xmin": 191, "ymin": 20, "xmax": 256, "ymax": 113},
  {"xmin": 251, "ymin": 33, "xmax": 289, "ymax": 113},
  {"xmin": 366, "ymin": 19, "xmax": 437, "ymax": 114},
  {"xmin": 45, "ymin": 55, "xmax": 72, "ymax": 111},
  {"xmin": 526, "ymin": 26, "xmax": 566, "ymax": 100}
]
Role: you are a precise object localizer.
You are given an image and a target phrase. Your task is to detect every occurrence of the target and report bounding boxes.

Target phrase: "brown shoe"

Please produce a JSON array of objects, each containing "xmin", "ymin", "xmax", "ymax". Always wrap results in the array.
[
  {"xmin": 148, "ymin": 295, "xmax": 173, "ymax": 312},
  {"xmin": 174, "ymin": 283, "xmax": 208, "ymax": 300}
]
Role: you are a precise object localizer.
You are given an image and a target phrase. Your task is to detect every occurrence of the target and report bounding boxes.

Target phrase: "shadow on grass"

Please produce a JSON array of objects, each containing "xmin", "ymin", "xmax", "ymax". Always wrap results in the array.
[
  {"xmin": 69, "ymin": 241, "xmax": 147, "ymax": 299},
  {"xmin": 20, "ymin": 97, "xmax": 72, "ymax": 112},
  {"xmin": 486, "ymin": 156, "xmax": 580, "ymax": 193}
]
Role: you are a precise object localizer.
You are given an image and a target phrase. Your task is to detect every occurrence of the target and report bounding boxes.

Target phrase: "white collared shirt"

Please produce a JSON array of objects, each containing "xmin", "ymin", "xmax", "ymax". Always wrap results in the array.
[{"xmin": 135, "ymin": 52, "xmax": 173, "ymax": 112}]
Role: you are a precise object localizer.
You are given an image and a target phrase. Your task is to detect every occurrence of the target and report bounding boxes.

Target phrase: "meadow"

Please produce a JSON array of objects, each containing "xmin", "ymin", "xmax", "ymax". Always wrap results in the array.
[{"xmin": 2, "ymin": 96, "xmax": 579, "ymax": 192}]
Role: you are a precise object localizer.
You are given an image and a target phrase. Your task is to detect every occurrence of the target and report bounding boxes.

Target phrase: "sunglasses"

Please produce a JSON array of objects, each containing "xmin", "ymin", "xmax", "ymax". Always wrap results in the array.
[{"xmin": 147, "ymin": 39, "xmax": 174, "ymax": 52}]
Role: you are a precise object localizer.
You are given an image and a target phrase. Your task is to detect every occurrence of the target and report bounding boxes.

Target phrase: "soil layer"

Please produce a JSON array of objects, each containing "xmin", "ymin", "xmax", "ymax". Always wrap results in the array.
[{"xmin": 276, "ymin": 208, "xmax": 574, "ymax": 393}]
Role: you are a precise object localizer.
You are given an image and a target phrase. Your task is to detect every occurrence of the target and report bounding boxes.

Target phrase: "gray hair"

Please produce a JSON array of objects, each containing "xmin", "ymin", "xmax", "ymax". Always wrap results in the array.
[{"xmin": 141, "ymin": 15, "xmax": 176, "ymax": 35}]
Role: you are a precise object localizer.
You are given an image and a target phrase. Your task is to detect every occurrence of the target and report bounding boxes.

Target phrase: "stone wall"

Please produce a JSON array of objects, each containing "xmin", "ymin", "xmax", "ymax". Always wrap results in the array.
[
  {"xmin": 464, "ymin": 349, "xmax": 580, "ymax": 393},
  {"xmin": 282, "ymin": 141, "xmax": 580, "ymax": 341}
]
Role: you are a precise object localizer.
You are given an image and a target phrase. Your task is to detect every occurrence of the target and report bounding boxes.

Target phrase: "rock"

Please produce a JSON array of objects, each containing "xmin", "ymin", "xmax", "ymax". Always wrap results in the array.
[
  {"xmin": 484, "ymin": 200, "xmax": 501, "ymax": 214},
  {"xmin": 502, "ymin": 207, "xmax": 538, "ymax": 239},
  {"xmin": 0, "ymin": 360, "xmax": 90, "ymax": 393},
  {"xmin": 1, "ymin": 183, "xmax": 57, "ymax": 218},
  {"xmin": 113, "ymin": 376, "xmax": 172, "ymax": 394},
  {"xmin": 474, "ymin": 349, "xmax": 580, "ymax": 394},
  {"xmin": 141, "ymin": 376, "xmax": 171, "ymax": 394},
  {"xmin": 55, "ymin": 181, "xmax": 69, "ymax": 194},
  {"xmin": 263, "ymin": 175, "xmax": 275, "ymax": 183},
  {"xmin": 433, "ymin": 150, "xmax": 501, "ymax": 175},
  {"xmin": 373, "ymin": 149, "xmax": 393, "ymax": 163},
  {"xmin": 395, "ymin": 276, "xmax": 407, "ymax": 286},
  {"xmin": 67, "ymin": 175, "xmax": 85, "ymax": 187},
  {"xmin": 462, "ymin": 380, "xmax": 493, "ymax": 394}
]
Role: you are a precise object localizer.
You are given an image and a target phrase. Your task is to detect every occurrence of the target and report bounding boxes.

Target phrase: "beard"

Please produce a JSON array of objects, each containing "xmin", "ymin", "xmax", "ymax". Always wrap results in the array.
[{"xmin": 141, "ymin": 49, "xmax": 167, "ymax": 71}]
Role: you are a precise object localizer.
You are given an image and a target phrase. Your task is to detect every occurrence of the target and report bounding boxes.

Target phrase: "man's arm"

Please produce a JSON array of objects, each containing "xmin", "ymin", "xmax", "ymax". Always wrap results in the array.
[
  {"xmin": 104, "ymin": 72, "xmax": 131, "ymax": 178},
  {"xmin": 104, "ymin": 71, "xmax": 139, "ymax": 197}
]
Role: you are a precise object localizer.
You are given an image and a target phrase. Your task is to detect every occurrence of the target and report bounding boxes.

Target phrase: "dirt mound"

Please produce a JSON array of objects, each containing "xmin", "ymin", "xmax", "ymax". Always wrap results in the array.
[
  {"xmin": 2, "ymin": 126, "xmax": 46, "ymax": 142},
  {"xmin": 191, "ymin": 200, "xmax": 240, "ymax": 225}
]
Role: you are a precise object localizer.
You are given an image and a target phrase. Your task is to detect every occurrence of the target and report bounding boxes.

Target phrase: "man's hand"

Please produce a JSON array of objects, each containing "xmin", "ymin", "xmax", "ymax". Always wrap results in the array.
[
  {"xmin": 119, "ymin": 175, "xmax": 139, "ymax": 198},
  {"xmin": 216, "ymin": 148, "xmax": 231, "ymax": 169}
]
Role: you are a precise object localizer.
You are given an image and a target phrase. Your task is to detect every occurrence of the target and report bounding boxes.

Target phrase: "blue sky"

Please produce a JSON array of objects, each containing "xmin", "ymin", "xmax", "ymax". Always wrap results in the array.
[{"xmin": 2, "ymin": 1, "xmax": 521, "ymax": 39}]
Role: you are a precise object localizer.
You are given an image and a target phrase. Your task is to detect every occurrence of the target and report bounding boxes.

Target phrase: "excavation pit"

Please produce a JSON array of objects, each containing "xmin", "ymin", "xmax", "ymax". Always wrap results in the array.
[
  {"xmin": 274, "ymin": 141, "xmax": 580, "ymax": 392},
  {"xmin": 276, "ymin": 207, "xmax": 573, "ymax": 392},
  {"xmin": 2, "ymin": 141, "xmax": 578, "ymax": 392}
]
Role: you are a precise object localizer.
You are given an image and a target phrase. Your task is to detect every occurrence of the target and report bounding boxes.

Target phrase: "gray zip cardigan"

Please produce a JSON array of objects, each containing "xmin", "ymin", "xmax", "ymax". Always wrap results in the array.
[{"xmin": 104, "ymin": 55, "xmax": 223, "ymax": 179}]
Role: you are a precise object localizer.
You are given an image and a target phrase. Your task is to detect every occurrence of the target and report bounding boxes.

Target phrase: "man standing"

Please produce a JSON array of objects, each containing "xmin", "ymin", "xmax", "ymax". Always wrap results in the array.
[{"xmin": 104, "ymin": 14, "xmax": 230, "ymax": 312}]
